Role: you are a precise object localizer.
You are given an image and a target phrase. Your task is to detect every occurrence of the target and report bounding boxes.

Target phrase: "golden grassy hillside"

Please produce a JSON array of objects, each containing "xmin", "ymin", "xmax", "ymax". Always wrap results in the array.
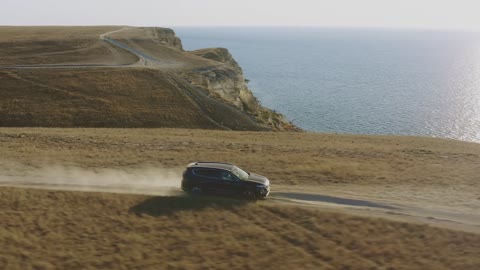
[
  {"xmin": 0, "ymin": 26, "xmax": 118, "ymax": 42},
  {"xmin": 2, "ymin": 127, "xmax": 478, "ymax": 229},
  {"xmin": 0, "ymin": 26, "xmax": 288, "ymax": 130},
  {"xmin": 1, "ymin": 187, "xmax": 478, "ymax": 270},
  {"xmin": 106, "ymin": 27, "xmax": 219, "ymax": 70},
  {"xmin": 0, "ymin": 26, "xmax": 215, "ymax": 70},
  {"xmin": 1, "ymin": 128, "xmax": 479, "ymax": 268},
  {"xmin": 0, "ymin": 26, "xmax": 137, "ymax": 65},
  {"xmin": 0, "ymin": 69, "xmax": 267, "ymax": 130},
  {"xmin": 1, "ymin": 128, "xmax": 478, "ymax": 188}
]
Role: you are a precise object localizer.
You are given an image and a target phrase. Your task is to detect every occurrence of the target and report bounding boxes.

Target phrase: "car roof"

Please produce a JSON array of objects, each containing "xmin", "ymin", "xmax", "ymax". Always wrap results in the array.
[{"xmin": 188, "ymin": 161, "xmax": 235, "ymax": 171}]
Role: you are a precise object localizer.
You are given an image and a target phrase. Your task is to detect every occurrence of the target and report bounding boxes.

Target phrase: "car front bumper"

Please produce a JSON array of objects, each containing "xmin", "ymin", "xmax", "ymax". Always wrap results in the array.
[{"xmin": 257, "ymin": 186, "xmax": 270, "ymax": 198}]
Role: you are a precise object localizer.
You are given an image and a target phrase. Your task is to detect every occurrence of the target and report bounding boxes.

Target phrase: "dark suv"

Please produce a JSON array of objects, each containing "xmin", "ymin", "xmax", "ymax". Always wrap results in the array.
[{"xmin": 181, "ymin": 162, "xmax": 270, "ymax": 199}]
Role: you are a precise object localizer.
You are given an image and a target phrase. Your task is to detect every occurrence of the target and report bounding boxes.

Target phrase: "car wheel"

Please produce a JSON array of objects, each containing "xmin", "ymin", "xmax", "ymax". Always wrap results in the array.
[{"xmin": 191, "ymin": 186, "xmax": 202, "ymax": 195}]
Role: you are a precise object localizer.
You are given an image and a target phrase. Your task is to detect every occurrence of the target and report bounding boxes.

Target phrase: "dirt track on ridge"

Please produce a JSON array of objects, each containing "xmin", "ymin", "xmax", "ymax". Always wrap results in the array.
[
  {"xmin": 3, "ymin": 176, "xmax": 478, "ymax": 234},
  {"xmin": 1, "ymin": 127, "xmax": 480, "ymax": 268},
  {"xmin": 0, "ymin": 27, "xmax": 160, "ymax": 69},
  {"xmin": 1, "ymin": 160, "xmax": 478, "ymax": 234},
  {"xmin": 1, "ymin": 127, "xmax": 479, "ymax": 234}
]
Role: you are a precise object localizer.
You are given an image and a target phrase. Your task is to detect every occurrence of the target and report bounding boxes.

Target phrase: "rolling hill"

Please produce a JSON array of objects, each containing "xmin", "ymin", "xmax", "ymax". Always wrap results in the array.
[{"xmin": 0, "ymin": 26, "xmax": 295, "ymax": 131}]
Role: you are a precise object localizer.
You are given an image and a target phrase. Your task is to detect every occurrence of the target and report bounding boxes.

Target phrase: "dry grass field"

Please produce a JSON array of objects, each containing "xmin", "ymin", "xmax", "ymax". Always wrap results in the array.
[
  {"xmin": 0, "ymin": 26, "xmax": 220, "ymax": 70},
  {"xmin": 1, "ymin": 128, "xmax": 478, "ymax": 188},
  {"xmin": 0, "ymin": 26, "xmax": 284, "ymax": 130},
  {"xmin": 0, "ymin": 68, "xmax": 267, "ymax": 130},
  {"xmin": 0, "ymin": 128, "xmax": 479, "ymax": 269},
  {"xmin": 1, "ymin": 127, "xmax": 479, "ymax": 228},
  {"xmin": 0, "ymin": 26, "xmax": 137, "ymax": 65},
  {"xmin": 0, "ymin": 187, "xmax": 479, "ymax": 270},
  {"xmin": 106, "ymin": 27, "xmax": 218, "ymax": 70}
]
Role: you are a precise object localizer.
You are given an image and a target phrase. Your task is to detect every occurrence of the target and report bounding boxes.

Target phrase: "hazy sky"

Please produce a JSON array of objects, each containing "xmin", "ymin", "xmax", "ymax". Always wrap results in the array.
[{"xmin": 2, "ymin": 0, "xmax": 480, "ymax": 30}]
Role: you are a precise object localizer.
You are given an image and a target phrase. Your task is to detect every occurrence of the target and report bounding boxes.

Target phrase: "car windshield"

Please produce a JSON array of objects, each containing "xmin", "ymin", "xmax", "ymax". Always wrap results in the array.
[{"xmin": 231, "ymin": 166, "xmax": 249, "ymax": 181}]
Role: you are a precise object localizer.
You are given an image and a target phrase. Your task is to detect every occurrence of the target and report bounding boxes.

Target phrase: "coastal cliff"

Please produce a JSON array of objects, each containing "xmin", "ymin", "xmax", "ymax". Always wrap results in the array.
[
  {"xmin": 185, "ymin": 47, "xmax": 298, "ymax": 131},
  {"xmin": 0, "ymin": 26, "xmax": 298, "ymax": 131},
  {"xmin": 141, "ymin": 27, "xmax": 183, "ymax": 50}
]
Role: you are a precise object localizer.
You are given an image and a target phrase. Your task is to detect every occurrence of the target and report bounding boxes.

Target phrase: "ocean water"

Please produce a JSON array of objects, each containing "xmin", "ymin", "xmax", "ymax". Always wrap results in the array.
[{"xmin": 175, "ymin": 27, "xmax": 480, "ymax": 142}]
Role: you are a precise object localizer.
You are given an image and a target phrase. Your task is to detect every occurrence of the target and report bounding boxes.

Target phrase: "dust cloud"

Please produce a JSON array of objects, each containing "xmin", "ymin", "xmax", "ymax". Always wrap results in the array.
[{"xmin": 0, "ymin": 163, "xmax": 185, "ymax": 195}]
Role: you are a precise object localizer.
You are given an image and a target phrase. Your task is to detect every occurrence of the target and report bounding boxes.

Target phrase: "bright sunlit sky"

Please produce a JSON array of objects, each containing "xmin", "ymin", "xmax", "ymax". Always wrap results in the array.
[{"xmin": 2, "ymin": 0, "xmax": 480, "ymax": 30}]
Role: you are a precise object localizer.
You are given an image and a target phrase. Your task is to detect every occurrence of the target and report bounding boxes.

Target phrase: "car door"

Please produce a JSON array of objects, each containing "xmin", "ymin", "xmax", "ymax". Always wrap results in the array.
[
  {"xmin": 207, "ymin": 169, "xmax": 226, "ymax": 193},
  {"xmin": 192, "ymin": 169, "xmax": 222, "ymax": 193},
  {"xmin": 217, "ymin": 170, "xmax": 243, "ymax": 195}
]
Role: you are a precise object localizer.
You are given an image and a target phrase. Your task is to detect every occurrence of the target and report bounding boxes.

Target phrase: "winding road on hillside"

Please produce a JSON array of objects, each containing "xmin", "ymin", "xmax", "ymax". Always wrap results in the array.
[
  {"xmin": 100, "ymin": 28, "xmax": 160, "ymax": 67},
  {"xmin": 0, "ymin": 27, "xmax": 161, "ymax": 69},
  {"xmin": 1, "ymin": 27, "xmax": 260, "ymax": 131}
]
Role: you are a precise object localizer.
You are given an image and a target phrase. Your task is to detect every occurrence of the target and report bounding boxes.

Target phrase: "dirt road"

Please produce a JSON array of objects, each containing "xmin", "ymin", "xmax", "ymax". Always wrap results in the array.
[
  {"xmin": 1, "ymin": 127, "xmax": 479, "ymax": 234},
  {"xmin": 1, "ymin": 169, "xmax": 477, "ymax": 234},
  {"xmin": 0, "ymin": 27, "xmax": 160, "ymax": 69},
  {"xmin": 1, "ymin": 127, "xmax": 479, "ymax": 268}
]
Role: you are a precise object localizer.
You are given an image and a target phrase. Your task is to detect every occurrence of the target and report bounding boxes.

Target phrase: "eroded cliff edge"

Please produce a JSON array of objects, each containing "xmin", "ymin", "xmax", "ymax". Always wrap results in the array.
[
  {"xmin": 188, "ymin": 48, "xmax": 299, "ymax": 131},
  {"xmin": 104, "ymin": 26, "xmax": 298, "ymax": 131},
  {"xmin": 177, "ymin": 40, "xmax": 299, "ymax": 131},
  {"xmin": 0, "ymin": 26, "xmax": 299, "ymax": 131}
]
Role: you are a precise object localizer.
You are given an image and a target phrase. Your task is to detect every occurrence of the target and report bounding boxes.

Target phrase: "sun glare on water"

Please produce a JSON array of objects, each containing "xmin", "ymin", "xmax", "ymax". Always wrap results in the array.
[{"xmin": 456, "ymin": 43, "xmax": 480, "ymax": 142}]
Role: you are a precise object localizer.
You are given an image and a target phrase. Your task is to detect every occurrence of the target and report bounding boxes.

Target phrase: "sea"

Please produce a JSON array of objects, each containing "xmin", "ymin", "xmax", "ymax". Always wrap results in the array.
[{"xmin": 175, "ymin": 27, "xmax": 480, "ymax": 142}]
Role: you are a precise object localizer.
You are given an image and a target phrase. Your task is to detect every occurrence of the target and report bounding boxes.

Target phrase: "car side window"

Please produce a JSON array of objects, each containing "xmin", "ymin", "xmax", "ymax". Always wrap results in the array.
[
  {"xmin": 193, "ymin": 169, "xmax": 222, "ymax": 179},
  {"xmin": 220, "ymin": 171, "xmax": 238, "ymax": 181},
  {"xmin": 193, "ymin": 169, "xmax": 210, "ymax": 177},
  {"xmin": 210, "ymin": 170, "xmax": 223, "ymax": 179}
]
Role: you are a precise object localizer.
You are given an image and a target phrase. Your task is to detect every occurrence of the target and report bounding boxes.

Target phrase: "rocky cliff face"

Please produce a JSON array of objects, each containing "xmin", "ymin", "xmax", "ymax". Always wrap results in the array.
[
  {"xmin": 185, "ymin": 47, "xmax": 298, "ymax": 131},
  {"xmin": 141, "ymin": 27, "xmax": 183, "ymax": 50},
  {"xmin": 137, "ymin": 27, "xmax": 299, "ymax": 131}
]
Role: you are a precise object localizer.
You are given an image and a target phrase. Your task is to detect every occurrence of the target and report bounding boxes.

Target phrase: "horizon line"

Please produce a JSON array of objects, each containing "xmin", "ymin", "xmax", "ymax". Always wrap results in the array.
[{"xmin": 1, "ymin": 24, "xmax": 479, "ymax": 32}]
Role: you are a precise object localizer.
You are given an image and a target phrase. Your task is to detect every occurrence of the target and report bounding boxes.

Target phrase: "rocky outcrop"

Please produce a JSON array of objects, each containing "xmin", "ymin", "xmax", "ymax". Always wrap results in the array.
[
  {"xmin": 186, "ymin": 48, "xmax": 298, "ymax": 131},
  {"xmin": 0, "ymin": 26, "xmax": 298, "ymax": 131},
  {"xmin": 108, "ymin": 27, "xmax": 298, "ymax": 131},
  {"xmin": 141, "ymin": 27, "xmax": 183, "ymax": 50},
  {"xmin": 192, "ymin": 48, "xmax": 242, "ymax": 73}
]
